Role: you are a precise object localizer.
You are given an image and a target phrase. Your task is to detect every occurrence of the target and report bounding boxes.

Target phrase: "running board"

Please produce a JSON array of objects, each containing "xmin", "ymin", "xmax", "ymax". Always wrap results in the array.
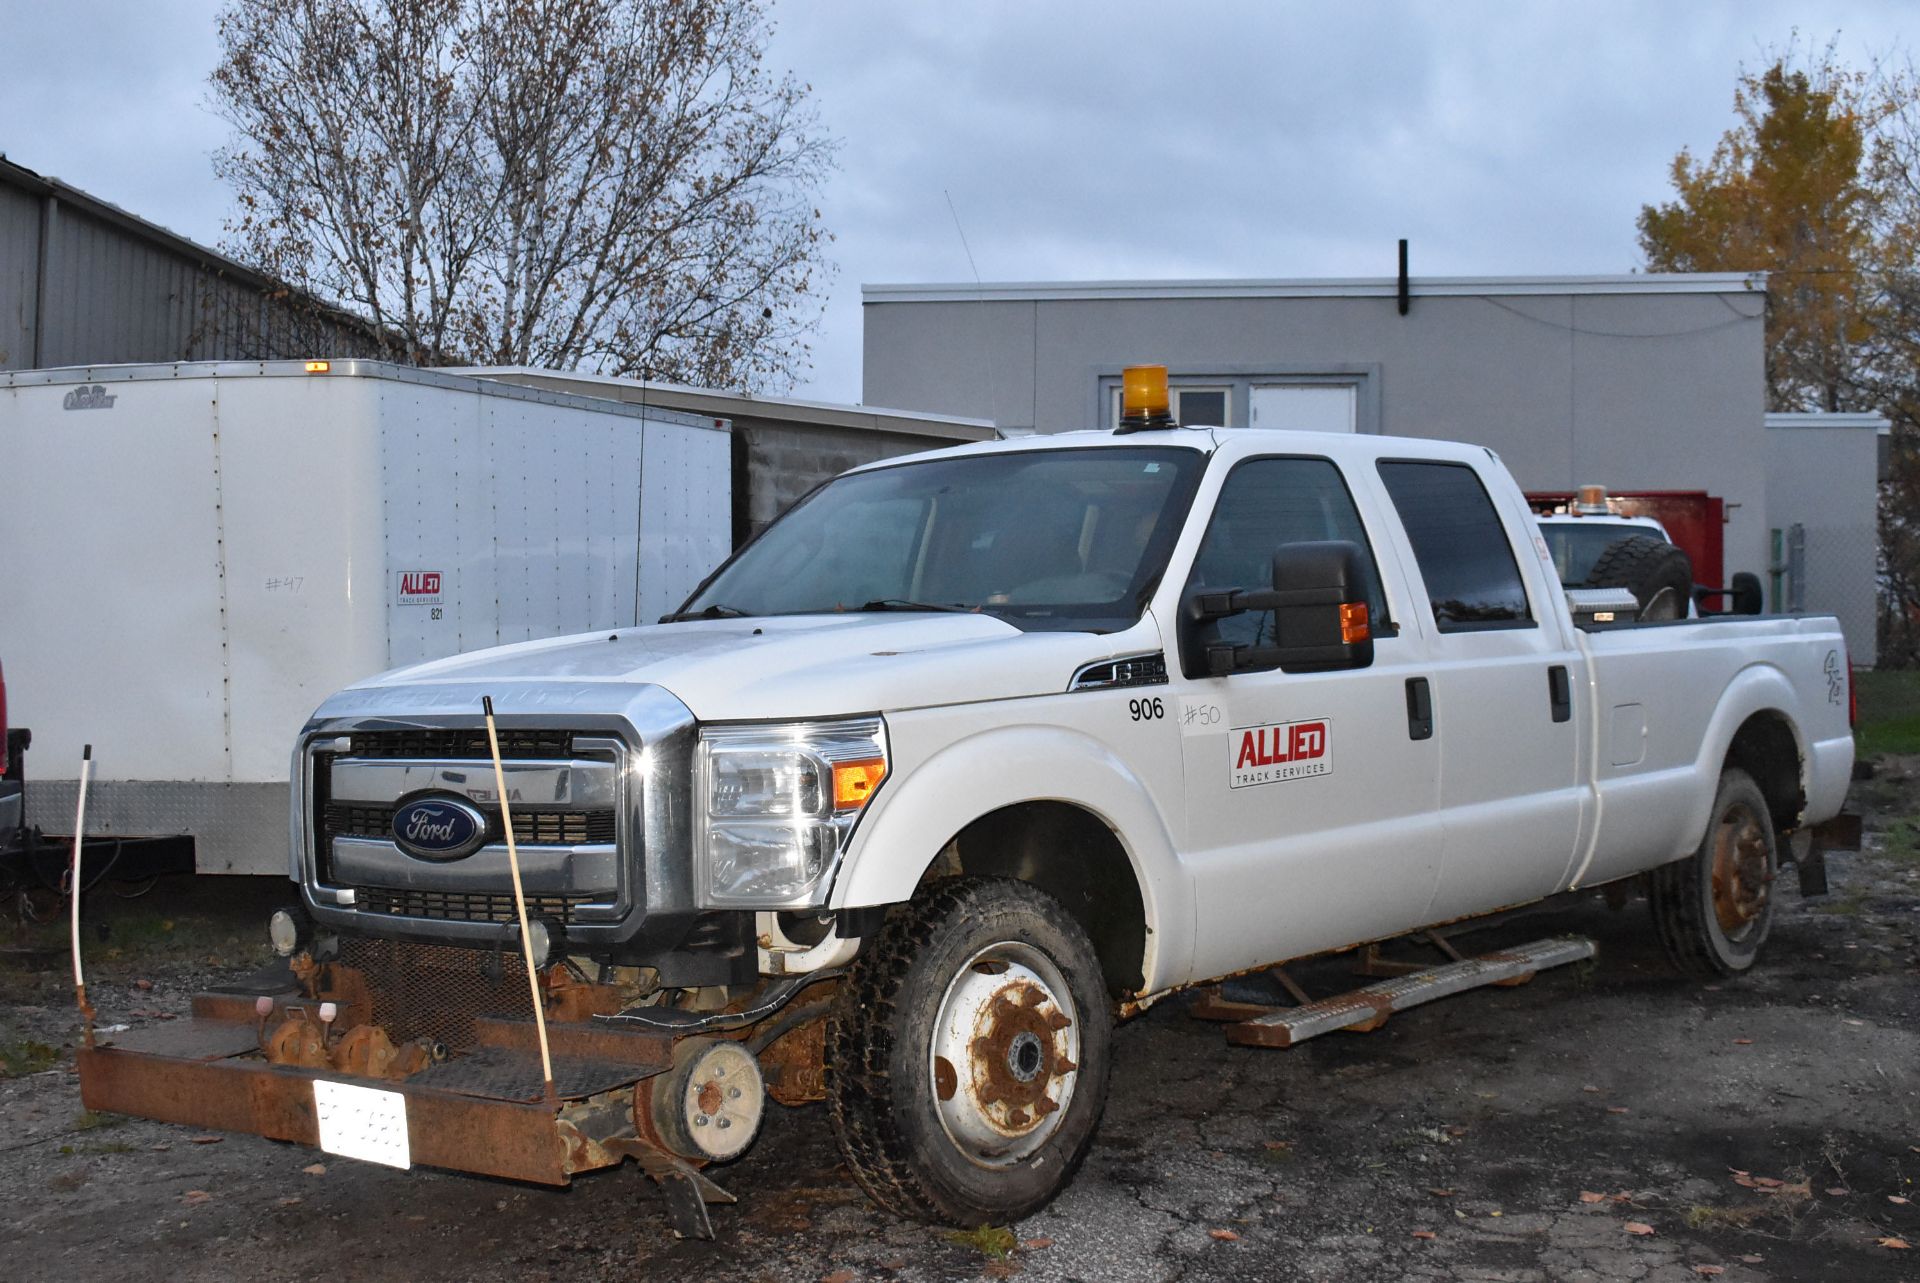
[{"xmin": 1220, "ymin": 937, "xmax": 1597, "ymax": 1049}]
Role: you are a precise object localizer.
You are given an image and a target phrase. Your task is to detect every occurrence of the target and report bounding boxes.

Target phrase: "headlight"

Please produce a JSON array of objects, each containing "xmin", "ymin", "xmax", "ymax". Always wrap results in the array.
[{"xmin": 695, "ymin": 717, "xmax": 888, "ymax": 908}]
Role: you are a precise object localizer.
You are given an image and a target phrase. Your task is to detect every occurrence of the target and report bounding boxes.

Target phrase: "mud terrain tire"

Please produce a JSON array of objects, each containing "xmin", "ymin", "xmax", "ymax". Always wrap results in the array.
[
  {"xmin": 825, "ymin": 877, "xmax": 1112, "ymax": 1225},
  {"xmin": 1648, "ymin": 768, "xmax": 1778, "ymax": 976}
]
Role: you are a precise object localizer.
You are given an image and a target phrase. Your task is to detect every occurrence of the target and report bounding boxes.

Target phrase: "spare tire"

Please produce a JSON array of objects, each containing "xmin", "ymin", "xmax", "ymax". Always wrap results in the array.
[{"xmin": 1586, "ymin": 535, "xmax": 1693, "ymax": 621}]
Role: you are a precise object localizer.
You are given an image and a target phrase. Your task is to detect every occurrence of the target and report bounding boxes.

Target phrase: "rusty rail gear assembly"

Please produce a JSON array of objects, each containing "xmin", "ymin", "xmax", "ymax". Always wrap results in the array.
[{"xmin": 74, "ymin": 935, "xmax": 835, "ymax": 1239}]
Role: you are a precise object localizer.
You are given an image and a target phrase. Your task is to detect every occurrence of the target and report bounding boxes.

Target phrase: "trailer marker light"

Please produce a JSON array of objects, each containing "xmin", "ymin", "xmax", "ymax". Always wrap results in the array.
[
  {"xmin": 304, "ymin": 360, "xmax": 331, "ymax": 373},
  {"xmin": 1339, "ymin": 602, "xmax": 1370, "ymax": 644},
  {"xmin": 832, "ymin": 757, "xmax": 887, "ymax": 811}
]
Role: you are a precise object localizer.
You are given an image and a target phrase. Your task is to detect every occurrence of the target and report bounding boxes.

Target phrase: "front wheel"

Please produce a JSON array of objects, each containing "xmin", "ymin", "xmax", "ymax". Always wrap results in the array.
[
  {"xmin": 1648, "ymin": 768, "xmax": 1778, "ymax": 976},
  {"xmin": 825, "ymin": 878, "xmax": 1112, "ymax": 1225}
]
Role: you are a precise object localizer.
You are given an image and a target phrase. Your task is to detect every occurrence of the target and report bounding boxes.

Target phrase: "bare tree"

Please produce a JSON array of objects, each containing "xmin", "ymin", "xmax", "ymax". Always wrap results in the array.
[{"xmin": 211, "ymin": 0, "xmax": 834, "ymax": 390}]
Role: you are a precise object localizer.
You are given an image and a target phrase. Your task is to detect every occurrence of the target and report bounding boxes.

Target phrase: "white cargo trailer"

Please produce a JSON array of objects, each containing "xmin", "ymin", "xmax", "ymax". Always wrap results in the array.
[{"xmin": 0, "ymin": 359, "xmax": 730, "ymax": 874}]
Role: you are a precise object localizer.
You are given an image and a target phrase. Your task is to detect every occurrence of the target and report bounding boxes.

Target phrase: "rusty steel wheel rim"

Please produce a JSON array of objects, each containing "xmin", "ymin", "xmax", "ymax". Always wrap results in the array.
[
  {"xmin": 928, "ymin": 941, "xmax": 1082, "ymax": 1169},
  {"xmin": 1709, "ymin": 800, "xmax": 1772, "ymax": 941}
]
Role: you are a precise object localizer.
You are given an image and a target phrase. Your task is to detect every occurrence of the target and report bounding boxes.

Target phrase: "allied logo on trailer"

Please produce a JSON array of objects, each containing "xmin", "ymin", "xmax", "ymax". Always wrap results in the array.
[
  {"xmin": 62, "ymin": 384, "xmax": 117, "ymax": 410},
  {"xmin": 390, "ymin": 796, "xmax": 490, "ymax": 861},
  {"xmin": 1228, "ymin": 718, "xmax": 1332, "ymax": 789},
  {"xmin": 396, "ymin": 570, "xmax": 443, "ymax": 605}
]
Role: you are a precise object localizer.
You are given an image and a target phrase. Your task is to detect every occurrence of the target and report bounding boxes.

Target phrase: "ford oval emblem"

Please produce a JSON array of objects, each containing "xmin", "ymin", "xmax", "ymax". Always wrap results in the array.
[{"xmin": 391, "ymin": 796, "xmax": 490, "ymax": 861}]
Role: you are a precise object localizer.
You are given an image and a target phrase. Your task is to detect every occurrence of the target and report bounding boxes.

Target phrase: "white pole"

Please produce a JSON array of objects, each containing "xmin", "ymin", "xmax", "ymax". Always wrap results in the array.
[
  {"xmin": 69, "ymin": 744, "xmax": 95, "ymax": 1046},
  {"xmin": 482, "ymin": 698, "xmax": 555, "ymax": 1101}
]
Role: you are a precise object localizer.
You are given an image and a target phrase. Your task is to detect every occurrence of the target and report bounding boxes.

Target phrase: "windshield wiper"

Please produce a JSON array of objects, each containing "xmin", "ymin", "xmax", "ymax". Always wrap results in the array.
[
  {"xmin": 857, "ymin": 599, "xmax": 977, "ymax": 614},
  {"xmin": 659, "ymin": 603, "xmax": 752, "ymax": 623}
]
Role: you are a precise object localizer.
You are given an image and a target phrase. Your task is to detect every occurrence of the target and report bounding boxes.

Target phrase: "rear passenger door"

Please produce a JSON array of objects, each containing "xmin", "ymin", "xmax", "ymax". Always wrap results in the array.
[
  {"xmin": 1373, "ymin": 458, "xmax": 1586, "ymax": 920},
  {"xmin": 1171, "ymin": 454, "xmax": 1443, "ymax": 982}
]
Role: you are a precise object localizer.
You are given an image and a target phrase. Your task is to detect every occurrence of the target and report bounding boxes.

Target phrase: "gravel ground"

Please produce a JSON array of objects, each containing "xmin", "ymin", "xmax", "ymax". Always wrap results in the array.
[{"xmin": 0, "ymin": 770, "xmax": 1915, "ymax": 1283}]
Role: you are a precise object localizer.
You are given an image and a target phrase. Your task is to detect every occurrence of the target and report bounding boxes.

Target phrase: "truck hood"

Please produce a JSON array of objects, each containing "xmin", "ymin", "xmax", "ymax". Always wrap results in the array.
[{"xmin": 352, "ymin": 614, "xmax": 1140, "ymax": 721}]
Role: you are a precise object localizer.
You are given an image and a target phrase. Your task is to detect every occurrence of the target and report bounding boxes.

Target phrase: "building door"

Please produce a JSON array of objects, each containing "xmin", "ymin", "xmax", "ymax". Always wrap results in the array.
[{"xmin": 1250, "ymin": 384, "xmax": 1356, "ymax": 433}]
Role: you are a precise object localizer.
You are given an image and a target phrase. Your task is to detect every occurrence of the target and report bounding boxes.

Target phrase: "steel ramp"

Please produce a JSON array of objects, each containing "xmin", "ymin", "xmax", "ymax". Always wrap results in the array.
[{"xmin": 1221, "ymin": 936, "xmax": 1597, "ymax": 1049}]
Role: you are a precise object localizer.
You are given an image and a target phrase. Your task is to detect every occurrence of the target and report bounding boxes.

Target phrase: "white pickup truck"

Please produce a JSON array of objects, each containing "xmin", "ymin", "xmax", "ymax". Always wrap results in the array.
[{"xmin": 79, "ymin": 409, "xmax": 1856, "ymax": 1234}]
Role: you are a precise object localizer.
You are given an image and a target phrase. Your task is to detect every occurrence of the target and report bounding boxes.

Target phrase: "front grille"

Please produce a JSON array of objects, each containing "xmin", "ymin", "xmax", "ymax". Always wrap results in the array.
[
  {"xmin": 352, "ymin": 886, "xmax": 595, "ymax": 926},
  {"xmin": 334, "ymin": 936, "xmax": 532, "ymax": 1051},
  {"xmin": 322, "ymin": 801, "xmax": 616, "ymax": 846},
  {"xmin": 347, "ymin": 728, "xmax": 576, "ymax": 760}
]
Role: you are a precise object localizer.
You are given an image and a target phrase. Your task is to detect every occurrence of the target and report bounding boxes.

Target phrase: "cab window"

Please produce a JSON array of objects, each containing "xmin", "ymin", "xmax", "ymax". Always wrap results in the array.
[
  {"xmin": 1187, "ymin": 457, "xmax": 1391, "ymax": 650},
  {"xmin": 1376, "ymin": 460, "xmax": 1534, "ymax": 631}
]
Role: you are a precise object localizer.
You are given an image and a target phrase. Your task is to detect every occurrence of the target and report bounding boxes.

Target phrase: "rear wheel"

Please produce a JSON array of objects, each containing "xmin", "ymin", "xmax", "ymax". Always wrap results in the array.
[
  {"xmin": 1587, "ymin": 535, "xmax": 1693, "ymax": 621},
  {"xmin": 825, "ymin": 877, "xmax": 1111, "ymax": 1225},
  {"xmin": 1648, "ymin": 768, "xmax": 1777, "ymax": 976}
]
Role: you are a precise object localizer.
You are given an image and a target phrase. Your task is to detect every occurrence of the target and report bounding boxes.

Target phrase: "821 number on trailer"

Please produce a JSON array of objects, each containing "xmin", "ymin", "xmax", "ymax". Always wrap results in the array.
[{"xmin": 1129, "ymin": 697, "xmax": 1165, "ymax": 722}]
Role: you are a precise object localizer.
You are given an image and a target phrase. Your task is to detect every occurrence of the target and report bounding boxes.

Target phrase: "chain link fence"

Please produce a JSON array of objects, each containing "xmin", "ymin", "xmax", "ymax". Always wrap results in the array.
[{"xmin": 1769, "ymin": 522, "xmax": 1880, "ymax": 665}]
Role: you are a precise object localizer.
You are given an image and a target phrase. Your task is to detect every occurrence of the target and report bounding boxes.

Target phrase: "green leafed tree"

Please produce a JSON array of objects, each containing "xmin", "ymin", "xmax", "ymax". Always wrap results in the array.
[{"xmin": 211, "ymin": 0, "xmax": 834, "ymax": 391}]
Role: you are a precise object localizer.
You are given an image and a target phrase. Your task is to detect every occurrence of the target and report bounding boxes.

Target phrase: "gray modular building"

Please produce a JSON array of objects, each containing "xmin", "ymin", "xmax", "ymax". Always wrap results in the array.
[
  {"xmin": 0, "ymin": 155, "xmax": 385, "ymax": 371},
  {"xmin": 863, "ymin": 273, "xmax": 1879, "ymax": 660},
  {"xmin": 864, "ymin": 273, "xmax": 1769, "ymax": 582},
  {"xmin": 1764, "ymin": 412, "xmax": 1883, "ymax": 663},
  {"xmin": 463, "ymin": 367, "xmax": 998, "ymax": 545}
]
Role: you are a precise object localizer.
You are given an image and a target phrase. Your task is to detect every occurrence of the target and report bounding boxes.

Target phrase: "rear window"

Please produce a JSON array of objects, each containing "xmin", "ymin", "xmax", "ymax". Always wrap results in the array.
[
  {"xmin": 1540, "ymin": 521, "xmax": 1665, "ymax": 586},
  {"xmin": 1377, "ymin": 461, "xmax": 1533, "ymax": 631}
]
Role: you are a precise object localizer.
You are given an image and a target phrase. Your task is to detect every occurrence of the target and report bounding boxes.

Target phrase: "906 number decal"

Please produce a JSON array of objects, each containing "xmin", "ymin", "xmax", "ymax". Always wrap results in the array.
[{"xmin": 1129, "ymin": 697, "xmax": 1165, "ymax": 722}]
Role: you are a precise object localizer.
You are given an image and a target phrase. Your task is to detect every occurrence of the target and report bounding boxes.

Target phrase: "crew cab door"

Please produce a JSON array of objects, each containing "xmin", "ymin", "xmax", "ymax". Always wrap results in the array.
[
  {"xmin": 1371, "ymin": 458, "xmax": 1588, "ymax": 920},
  {"xmin": 1168, "ymin": 454, "xmax": 1442, "ymax": 982}
]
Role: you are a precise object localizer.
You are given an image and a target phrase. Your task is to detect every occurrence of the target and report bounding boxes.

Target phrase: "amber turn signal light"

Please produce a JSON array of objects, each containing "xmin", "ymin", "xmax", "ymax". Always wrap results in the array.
[
  {"xmin": 832, "ymin": 757, "xmax": 887, "ymax": 810},
  {"xmin": 1339, "ymin": 602, "xmax": 1370, "ymax": 645}
]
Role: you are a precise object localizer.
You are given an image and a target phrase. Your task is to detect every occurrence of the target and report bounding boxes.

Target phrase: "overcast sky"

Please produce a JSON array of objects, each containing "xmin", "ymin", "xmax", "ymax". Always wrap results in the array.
[{"xmin": 0, "ymin": 1, "xmax": 1908, "ymax": 403}]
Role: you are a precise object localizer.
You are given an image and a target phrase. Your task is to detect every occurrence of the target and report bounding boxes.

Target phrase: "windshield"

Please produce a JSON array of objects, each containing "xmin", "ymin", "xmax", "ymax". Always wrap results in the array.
[
  {"xmin": 1540, "ymin": 521, "xmax": 1665, "ymax": 585},
  {"xmin": 678, "ymin": 446, "xmax": 1205, "ymax": 632}
]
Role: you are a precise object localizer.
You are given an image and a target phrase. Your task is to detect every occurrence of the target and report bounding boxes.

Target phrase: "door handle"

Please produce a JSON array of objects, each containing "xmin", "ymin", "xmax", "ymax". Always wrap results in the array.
[
  {"xmin": 1548, "ymin": 665, "xmax": 1572, "ymax": 724},
  {"xmin": 1405, "ymin": 677, "xmax": 1433, "ymax": 741}
]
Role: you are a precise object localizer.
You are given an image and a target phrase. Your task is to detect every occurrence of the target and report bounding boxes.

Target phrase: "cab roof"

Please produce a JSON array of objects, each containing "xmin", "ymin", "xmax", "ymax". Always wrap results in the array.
[{"xmin": 845, "ymin": 425, "xmax": 1499, "ymax": 473}]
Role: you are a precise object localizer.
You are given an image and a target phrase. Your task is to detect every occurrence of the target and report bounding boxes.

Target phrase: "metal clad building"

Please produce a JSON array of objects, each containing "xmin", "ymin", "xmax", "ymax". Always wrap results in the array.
[
  {"xmin": 1, "ymin": 156, "xmax": 385, "ymax": 371},
  {"xmin": 1765, "ymin": 412, "xmax": 1883, "ymax": 661},
  {"xmin": 862, "ymin": 273, "xmax": 1794, "ymax": 635}
]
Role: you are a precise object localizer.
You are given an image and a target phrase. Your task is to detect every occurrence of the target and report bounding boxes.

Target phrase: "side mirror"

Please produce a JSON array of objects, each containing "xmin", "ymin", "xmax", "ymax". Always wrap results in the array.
[
  {"xmin": 1182, "ymin": 540, "xmax": 1376, "ymax": 678},
  {"xmin": 1728, "ymin": 572, "xmax": 1763, "ymax": 616}
]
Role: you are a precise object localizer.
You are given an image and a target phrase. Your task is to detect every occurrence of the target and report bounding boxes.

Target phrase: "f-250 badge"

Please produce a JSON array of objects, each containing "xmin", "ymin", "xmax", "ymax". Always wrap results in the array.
[{"xmin": 1229, "ymin": 718, "xmax": 1331, "ymax": 788}]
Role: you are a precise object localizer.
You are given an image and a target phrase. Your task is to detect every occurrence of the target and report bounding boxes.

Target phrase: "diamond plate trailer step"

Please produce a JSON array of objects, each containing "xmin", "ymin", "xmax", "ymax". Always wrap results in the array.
[{"xmin": 1221, "ymin": 936, "xmax": 1597, "ymax": 1049}]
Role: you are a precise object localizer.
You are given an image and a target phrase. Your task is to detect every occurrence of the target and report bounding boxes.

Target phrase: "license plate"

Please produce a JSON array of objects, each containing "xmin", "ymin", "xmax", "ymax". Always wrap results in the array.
[{"xmin": 313, "ymin": 1079, "xmax": 411, "ymax": 1170}]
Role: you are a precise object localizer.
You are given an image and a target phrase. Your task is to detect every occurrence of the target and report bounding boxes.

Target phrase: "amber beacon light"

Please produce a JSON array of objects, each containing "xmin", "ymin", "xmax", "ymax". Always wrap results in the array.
[{"xmin": 1115, "ymin": 364, "xmax": 1173, "ymax": 434}]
